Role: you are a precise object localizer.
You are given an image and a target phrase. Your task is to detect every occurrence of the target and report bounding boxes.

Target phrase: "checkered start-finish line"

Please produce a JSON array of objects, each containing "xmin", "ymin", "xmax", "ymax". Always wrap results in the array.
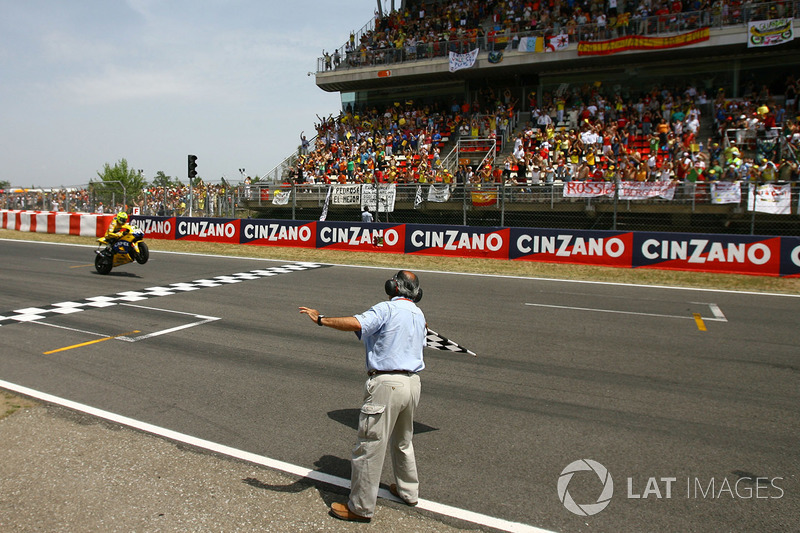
[
  {"xmin": 0, "ymin": 262, "xmax": 327, "ymax": 327},
  {"xmin": 0, "ymin": 261, "xmax": 477, "ymax": 355}
]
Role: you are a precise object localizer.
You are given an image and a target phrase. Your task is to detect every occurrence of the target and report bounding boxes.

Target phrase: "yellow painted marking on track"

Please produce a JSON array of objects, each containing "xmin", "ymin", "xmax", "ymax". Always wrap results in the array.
[
  {"xmin": 693, "ymin": 313, "xmax": 707, "ymax": 332},
  {"xmin": 44, "ymin": 331, "xmax": 141, "ymax": 355}
]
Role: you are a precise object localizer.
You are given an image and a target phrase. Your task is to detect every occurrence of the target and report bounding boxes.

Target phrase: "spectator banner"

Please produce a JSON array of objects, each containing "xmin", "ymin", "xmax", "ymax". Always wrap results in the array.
[
  {"xmin": 518, "ymin": 37, "xmax": 544, "ymax": 52},
  {"xmin": 618, "ymin": 181, "xmax": 677, "ymax": 201},
  {"xmin": 510, "ymin": 228, "xmax": 633, "ymax": 268},
  {"xmin": 331, "ymin": 184, "xmax": 361, "ymax": 205},
  {"xmin": 317, "ymin": 221, "xmax": 405, "ymax": 254},
  {"xmin": 414, "ymin": 185, "xmax": 424, "ymax": 209},
  {"xmin": 471, "ymin": 190, "xmax": 497, "ymax": 206},
  {"xmin": 578, "ymin": 27, "xmax": 709, "ymax": 56},
  {"xmin": 448, "ymin": 48, "xmax": 479, "ymax": 72},
  {"xmin": 563, "ymin": 182, "xmax": 615, "ymax": 198},
  {"xmin": 319, "ymin": 186, "xmax": 332, "ymax": 221},
  {"xmin": 272, "ymin": 190, "xmax": 291, "ymax": 205},
  {"xmin": 633, "ymin": 232, "xmax": 783, "ymax": 276},
  {"xmin": 427, "ymin": 184, "xmax": 451, "ymax": 203},
  {"xmin": 361, "ymin": 183, "xmax": 396, "ymax": 212},
  {"xmin": 747, "ymin": 18, "xmax": 794, "ymax": 48},
  {"xmin": 241, "ymin": 220, "xmax": 315, "ymax": 248},
  {"xmin": 710, "ymin": 182, "xmax": 742, "ymax": 204},
  {"xmin": 748, "ymin": 183, "xmax": 792, "ymax": 214},
  {"xmin": 547, "ymin": 34, "xmax": 569, "ymax": 52},
  {"xmin": 406, "ymin": 224, "xmax": 509, "ymax": 259}
]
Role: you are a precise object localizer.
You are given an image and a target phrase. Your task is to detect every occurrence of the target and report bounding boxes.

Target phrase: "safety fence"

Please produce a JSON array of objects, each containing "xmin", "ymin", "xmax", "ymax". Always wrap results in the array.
[
  {"xmin": 240, "ymin": 181, "xmax": 800, "ymax": 236},
  {"xmin": 4, "ymin": 180, "xmax": 799, "ymax": 236},
  {"xmin": 3, "ymin": 209, "xmax": 799, "ymax": 277}
]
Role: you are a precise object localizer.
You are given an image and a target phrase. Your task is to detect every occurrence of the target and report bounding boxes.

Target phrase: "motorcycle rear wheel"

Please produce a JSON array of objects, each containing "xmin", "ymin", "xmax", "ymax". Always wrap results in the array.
[
  {"xmin": 95, "ymin": 253, "xmax": 113, "ymax": 275},
  {"xmin": 135, "ymin": 242, "xmax": 149, "ymax": 264}
]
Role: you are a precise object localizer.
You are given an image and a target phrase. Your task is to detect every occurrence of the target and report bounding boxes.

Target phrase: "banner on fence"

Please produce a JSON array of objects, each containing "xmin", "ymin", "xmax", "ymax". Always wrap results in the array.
[
  {"xmin": 518, "ymin": 36, "xmax": 544, "ymax": 52},
  {"xmin": 710, "ymin": 182, "xmax": 742, "ymax": 204},
  {"xmin": 272, "ymin": 190, "xmax": 291, "ymax": 205},
  {"xmin": 563, "ymin": 182, "xmax": 615, "ymax": 198},
  {"xmin": 578, "ymin": 27, "xmax": 709, "ymax": 56},
  {"xmin": 747, "ymin": 18, "xmax": 794, "ymax": 48},
  {"xmin": 618, "ymin": 181, "xmax": 677, "ymax": 200},
  {"xmin": 448, "ymin": 48, "xmax": 479, "ymax": 72},
  {"xmin": 471, "ymin": 190, "xmax": 498, "ymax": 206},
  {"xmin": 427, "ymin": 184, "xmax": 451, "ymax": 203},
  {"xmin": 748, "ymin": 183, "xmax": 793, "ymax": 214},
  {"xmin": 332, "ymin": 184, "xmax": 361, "ymax": 205},
  {"xmin": 360, "ymin": 183, "xmax": 396, "ymax": 212}
]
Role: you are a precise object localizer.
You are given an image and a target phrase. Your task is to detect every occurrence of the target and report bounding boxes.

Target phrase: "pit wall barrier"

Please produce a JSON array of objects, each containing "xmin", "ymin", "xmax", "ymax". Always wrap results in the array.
[{"xmin": 3, "ymin": 210, "xmax": 799, "ymax": 277}]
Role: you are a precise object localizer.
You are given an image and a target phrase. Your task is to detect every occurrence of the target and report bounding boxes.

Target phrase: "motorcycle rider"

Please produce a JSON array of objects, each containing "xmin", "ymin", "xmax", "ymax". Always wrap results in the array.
[{"xmin": 103, "ymin": 212, "xmax": 133, "ymax": 243}]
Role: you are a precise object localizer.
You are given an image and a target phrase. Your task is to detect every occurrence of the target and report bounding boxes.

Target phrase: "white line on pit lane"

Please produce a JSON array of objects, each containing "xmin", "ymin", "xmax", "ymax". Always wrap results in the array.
[{"xmin": 0, "ymin": 379, "xmax": 553, "ymax": 533}]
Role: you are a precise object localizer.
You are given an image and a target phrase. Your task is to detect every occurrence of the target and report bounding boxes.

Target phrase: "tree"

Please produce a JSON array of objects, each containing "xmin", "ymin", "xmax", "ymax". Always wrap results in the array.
[
  {"xmin": 150, "ymin": 171, "xmax": 182, "ymax": 188},
  {"xmin": 0, "ymin": 179, "xmax": 10, "ymax": 191},
  {"xmin": 91, "ymin": 158, "xmax": 147, "ymax": 209}
]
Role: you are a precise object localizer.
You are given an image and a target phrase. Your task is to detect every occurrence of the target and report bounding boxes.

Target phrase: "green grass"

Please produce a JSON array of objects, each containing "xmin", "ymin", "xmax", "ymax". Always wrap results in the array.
[{"xmin": 2, "ymin": 228, "xmax": 799, "ymax": 294}]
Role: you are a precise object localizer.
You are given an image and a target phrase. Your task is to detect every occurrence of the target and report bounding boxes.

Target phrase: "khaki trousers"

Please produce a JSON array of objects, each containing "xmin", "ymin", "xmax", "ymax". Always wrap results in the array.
[{"xmin": 348, "ymin": 373, "xmax": 421, "ymax": 517}]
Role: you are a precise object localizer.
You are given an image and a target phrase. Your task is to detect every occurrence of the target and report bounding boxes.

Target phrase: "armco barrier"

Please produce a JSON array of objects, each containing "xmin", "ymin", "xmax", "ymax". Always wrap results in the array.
[{"xmin": 2, "ymin": 210, "xmax": 799, "ymax": 277}]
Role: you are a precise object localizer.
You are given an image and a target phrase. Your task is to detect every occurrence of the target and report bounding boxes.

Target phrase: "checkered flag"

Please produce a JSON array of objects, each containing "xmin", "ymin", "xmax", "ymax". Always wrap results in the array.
[{"xmin": 425, "ymin": 328, "xmax": 476, "ymax": 357}]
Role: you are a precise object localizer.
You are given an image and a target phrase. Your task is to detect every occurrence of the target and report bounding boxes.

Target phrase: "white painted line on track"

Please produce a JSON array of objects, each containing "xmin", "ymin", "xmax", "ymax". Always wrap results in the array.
[
  {"xmin": 525, "ymin": 302, "xmax": 728, "ymax": 322},
  {"xmin": 0, "ymin": 379, "xmax": 554, "ymax": 533},
  {"xmin": 4, "ymin": 238, "xmax": 798, "ymax": 299}
]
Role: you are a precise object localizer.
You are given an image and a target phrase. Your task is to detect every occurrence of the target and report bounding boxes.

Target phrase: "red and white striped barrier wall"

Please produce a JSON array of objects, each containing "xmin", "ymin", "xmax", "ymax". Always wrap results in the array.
[{"xmin": 1, "ymin": 210, "xmax": 114, "ymax": 238}]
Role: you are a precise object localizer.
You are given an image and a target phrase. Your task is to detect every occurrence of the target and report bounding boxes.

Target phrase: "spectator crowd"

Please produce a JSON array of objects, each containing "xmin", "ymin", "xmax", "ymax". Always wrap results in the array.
[{"xmin": 322, "ymin": 0, "xmax": 799, "ymax": 70}]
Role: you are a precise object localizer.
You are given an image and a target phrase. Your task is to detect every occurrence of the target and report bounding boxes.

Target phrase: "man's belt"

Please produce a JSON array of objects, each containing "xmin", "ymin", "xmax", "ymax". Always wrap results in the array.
[{"xmin": 368, "ymin": 369, "xmax": 416, "ymax": 377}]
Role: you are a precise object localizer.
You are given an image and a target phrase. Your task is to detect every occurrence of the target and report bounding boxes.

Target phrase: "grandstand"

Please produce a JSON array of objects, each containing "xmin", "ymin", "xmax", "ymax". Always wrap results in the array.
[{"xmin": 242, "ymin": 0, "xmax": 799, "ymax": 235}]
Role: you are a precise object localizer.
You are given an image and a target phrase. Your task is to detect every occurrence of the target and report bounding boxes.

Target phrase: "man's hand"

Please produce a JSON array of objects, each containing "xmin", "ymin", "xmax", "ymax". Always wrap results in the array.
[{"xmin": 298, "ymin": 306, "xmax": 320, "ymax": 324}]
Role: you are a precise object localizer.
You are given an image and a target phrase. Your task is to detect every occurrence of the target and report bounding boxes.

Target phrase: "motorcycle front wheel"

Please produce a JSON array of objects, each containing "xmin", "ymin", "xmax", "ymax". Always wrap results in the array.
[
  {"xmin": 95, "ymin": 253, "xmax": 113, "ymax": 275},
  {"xmin": 135, "ymin": 242, "xmax": 149, "ymax": 264}
]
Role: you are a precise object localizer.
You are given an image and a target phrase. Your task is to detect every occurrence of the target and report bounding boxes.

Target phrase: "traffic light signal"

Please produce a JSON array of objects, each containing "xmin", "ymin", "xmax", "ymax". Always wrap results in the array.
[{"xmin": 188, "ymin": 154, "xmax": 198, "ymax": 179}]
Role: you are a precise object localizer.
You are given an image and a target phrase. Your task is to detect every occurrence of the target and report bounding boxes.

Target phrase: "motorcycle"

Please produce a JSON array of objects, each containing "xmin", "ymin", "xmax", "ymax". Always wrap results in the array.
[{"xmin": 95, "ymin": 225, "xmax": 149, "ymax": 274}]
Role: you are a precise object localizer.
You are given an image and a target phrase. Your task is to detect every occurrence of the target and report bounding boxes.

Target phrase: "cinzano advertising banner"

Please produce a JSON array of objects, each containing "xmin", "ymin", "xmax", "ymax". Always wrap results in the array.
[
  {"xmin": 240, "ymin": 220, "xmax": 316, "ymax": 248},
  {"xmin": 316, "ymin": 221, "xmax": 405, "ymax": 254},
  {"xmin": 510, "ymin": 228, "xmax": 633, "ymax": 267},
  {"xmin": 632, "ymin": 233, "xmax": 783, "ymax": 276},
  {"xmin": 405, "ymin": 224, "xmax": 510, "ymax": 259}
]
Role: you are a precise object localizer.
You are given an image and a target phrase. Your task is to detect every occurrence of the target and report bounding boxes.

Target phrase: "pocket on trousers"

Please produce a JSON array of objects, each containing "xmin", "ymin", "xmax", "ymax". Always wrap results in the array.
[{"xmin": 358, "ymin": 403, "xmax": 386, "ymax": 441}]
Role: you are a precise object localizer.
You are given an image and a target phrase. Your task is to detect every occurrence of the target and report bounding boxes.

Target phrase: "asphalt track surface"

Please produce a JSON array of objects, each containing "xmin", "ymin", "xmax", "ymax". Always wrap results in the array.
[{"xmin": 1, "ymin": 239, "xmax": 798, "ymax": 532}]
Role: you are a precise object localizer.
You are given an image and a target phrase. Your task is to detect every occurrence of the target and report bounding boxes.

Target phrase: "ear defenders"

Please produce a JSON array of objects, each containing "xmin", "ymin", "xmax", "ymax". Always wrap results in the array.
[{"xmin": 385, "ymin": 271, "xmax": 423, "ymax": 303}]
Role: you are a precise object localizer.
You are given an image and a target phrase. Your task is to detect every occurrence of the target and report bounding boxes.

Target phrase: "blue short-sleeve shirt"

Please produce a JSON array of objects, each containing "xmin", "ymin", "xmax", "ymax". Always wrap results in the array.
[{"xmin": 354, "ymin": 297, "xmax": 426, "ymax": 373}]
